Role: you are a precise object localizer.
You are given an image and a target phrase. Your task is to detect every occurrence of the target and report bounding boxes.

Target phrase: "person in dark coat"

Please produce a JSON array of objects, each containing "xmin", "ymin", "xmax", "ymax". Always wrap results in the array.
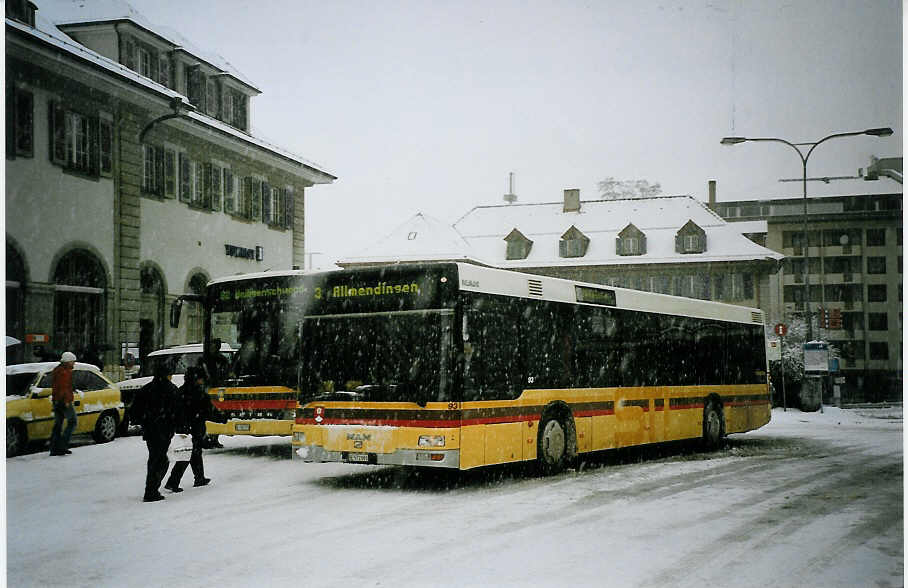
[
  {"xmin": 164, "ymin": 366, "xmax": 215, "ymax": 491},
  {"xmin": 130, "ymin": 361, "xmax": 180, "ymax": 502}
]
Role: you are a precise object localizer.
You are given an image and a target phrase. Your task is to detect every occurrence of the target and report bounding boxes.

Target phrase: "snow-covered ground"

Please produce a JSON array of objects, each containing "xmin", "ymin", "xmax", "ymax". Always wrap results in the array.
[{"xmin": 5, "ymin": 406, "xmax": 902, "ymax": 587}]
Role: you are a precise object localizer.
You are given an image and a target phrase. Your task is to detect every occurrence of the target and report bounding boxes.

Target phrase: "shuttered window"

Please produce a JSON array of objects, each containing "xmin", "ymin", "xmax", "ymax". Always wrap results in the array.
[
  {"xmin": 164, "ymin": 149, "xmax": 176, "ymax": 198},
  {"xmin": 223, "ymin": 169, "xmax": 235, "ymax": 213},
  {"xmin": 48, "ymin": 101, "xmax": 101, "ymax": 176},
  {"xmin": 179, "ymin": 152, "xmax": 191, "ymax": 202},
  {"xmin": 142, "ymin": 145, "xmax": 164, "ymax": 196}
]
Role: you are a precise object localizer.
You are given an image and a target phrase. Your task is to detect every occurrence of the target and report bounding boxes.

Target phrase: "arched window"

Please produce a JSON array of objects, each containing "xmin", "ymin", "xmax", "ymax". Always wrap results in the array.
[
  {"xmin": 139, "ymin": 265, "xmax": 165, "ymax": 359},
  {"xmin": 186, "ymin": 272, "xmax": 208, "ymax": 343},
  {"xmin": 54, "ymin": 249, "xmax": 106, "ymax": 354}
]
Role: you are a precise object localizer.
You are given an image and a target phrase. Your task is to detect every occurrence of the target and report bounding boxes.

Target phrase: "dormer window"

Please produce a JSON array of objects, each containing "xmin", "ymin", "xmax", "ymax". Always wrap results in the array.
[
  {"xmin": 504, "ymin": 228, "xmax": 533, "ymax": 260},
  {"xmin": 137, "ymin": 46, "xmax": 152, "ymax": 78},
  {"xmin": 185, "ymin": 64, "xmax": 203, "ymax": 107},
  {"xmin": 676, "ymin": 220, "xmax": 706, "ymax": 254},
  {"xmin": 206, "ymin": 78, "xmax": 220, "ymax": 117},
  {"xmin": 6, "ymin": 0, "xmax": 36, "ymax": 27},
  {"xmin": 617, "ymin": 223, "xmax": 646, "ymax": 256},
  {"xmin": 559, "ymin": 225, "xmax": 590, "ymax": 258}
]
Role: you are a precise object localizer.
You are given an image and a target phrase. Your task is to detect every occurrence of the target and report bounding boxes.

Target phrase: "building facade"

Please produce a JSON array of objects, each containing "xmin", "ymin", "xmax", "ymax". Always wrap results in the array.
[
  {"xmin": 716, "ymin": 193, "xmax": 903, "ymax": 402},
  {"xmin": 5, "ymin": 1, "xmax": 336, "ymax": 378},
  {"xmin": 338, "ymin": 188, "xmax": 784, "ymax": 318}
]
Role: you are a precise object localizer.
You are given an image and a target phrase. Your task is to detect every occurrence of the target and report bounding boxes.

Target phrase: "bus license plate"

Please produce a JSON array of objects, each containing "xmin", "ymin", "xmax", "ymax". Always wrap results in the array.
[
  {"xmin": 235, "ymin": 423, "xmax": 251, "ymax": 432},
  {"xmin": 346, "ymin": 453, "xmax": 369, "ymax": 463}
]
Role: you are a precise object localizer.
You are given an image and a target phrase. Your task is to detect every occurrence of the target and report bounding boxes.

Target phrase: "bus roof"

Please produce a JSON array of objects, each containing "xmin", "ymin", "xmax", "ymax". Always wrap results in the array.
[
  {"xmin": 206, "ymin": 262, "xmax": 764, "ymax": 326},
  {"xmin": 455, "ymin": 263, "xmax": 765, "ymax": 326}
]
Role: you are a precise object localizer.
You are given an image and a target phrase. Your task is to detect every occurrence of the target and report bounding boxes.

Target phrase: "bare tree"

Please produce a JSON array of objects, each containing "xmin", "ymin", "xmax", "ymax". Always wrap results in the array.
[{"xmin": 597, "ymin": 177, "xmax": 663, "ymax": 200}]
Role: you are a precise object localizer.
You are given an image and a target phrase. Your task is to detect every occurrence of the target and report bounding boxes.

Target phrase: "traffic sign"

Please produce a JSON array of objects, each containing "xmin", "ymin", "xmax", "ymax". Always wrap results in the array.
[{"xmin": 774, "ymin": 323, "xmax": 788, "ymax": 337}]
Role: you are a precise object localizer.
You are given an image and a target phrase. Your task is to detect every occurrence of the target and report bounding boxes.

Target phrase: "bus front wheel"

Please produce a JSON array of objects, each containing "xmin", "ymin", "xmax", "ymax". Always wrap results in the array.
[{"xmin": 537, "ymin": 413, "xmax": 574, "ymax": 474}]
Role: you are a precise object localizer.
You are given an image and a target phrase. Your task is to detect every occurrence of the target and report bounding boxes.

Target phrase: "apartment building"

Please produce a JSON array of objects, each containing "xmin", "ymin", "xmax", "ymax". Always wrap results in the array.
[{"xmin": 717, "ymin": 193, "xmax": 903, "ymax": 402}]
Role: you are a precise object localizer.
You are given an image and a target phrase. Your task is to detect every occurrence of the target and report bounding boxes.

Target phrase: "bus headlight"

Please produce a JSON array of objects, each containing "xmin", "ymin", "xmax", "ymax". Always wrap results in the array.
[
  {"xmin": 293, "ymin": 432, "xmax": 306, "ymax": 443},
  {"xmin": 418, "ymin": 435, "xmax": 445, "ymax": 447}
]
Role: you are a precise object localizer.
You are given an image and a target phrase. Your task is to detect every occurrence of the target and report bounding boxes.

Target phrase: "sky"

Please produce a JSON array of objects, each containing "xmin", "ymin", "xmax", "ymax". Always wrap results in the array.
[{"xmin": 123, "ymin": 0, "xmax": 903, "ymax": 269}]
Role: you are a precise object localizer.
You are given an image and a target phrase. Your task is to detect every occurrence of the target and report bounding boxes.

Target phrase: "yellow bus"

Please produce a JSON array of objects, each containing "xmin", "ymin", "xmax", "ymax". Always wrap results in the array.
[
  {"xmin": 171, "ymin": 270, "xmax": 312, "ymax": 438},
  {"xmin": 291, "ymin": 263, "xmax": 771, "ymax": 472}
]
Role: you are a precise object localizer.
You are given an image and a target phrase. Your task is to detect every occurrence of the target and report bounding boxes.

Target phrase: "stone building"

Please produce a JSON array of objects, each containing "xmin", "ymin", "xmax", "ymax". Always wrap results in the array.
[
  {"xmin": 716, "ymin": 192, "xmax": 903, "ymax": 402},
  {"xmin": 338, "ymin": 187, "xmax": 784, "ymax": 317},
  {"xmin": 5, "ymin": 0, "xmax": 336, "ymax": 377}
]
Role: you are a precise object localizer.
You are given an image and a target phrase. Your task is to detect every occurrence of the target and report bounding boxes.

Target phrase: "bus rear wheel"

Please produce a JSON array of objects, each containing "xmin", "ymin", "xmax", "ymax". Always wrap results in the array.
[
  {"xmin": 537, "ymin": 414, "xmax": 572, "ymax": 474},
  {"xmin": 702, "ymin": 400, "xmax": 724, "ymax": 450}
]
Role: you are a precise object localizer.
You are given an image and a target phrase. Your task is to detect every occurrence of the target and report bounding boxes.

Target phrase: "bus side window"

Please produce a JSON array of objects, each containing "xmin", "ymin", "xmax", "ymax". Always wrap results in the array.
[
  {"xmin": 696, "ymin": 323, "xmax": 726, "ymax": 385},
  {"xmin": 572, "ymin": 306, "xmax": 618, "ymax": 388},
  {"xmin": 521, "ymin": 301, "xmax": 572, "ymax": 390},
  {"xmin": 462, "ymin": 309, "xmax": 521, "ymax": 401}
]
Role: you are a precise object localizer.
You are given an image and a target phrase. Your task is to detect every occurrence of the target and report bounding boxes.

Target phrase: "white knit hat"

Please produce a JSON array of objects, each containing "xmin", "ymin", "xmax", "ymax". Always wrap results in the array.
[{"xmin": 61, "ymin": 351, "xmax": 77, "ymax": 363}]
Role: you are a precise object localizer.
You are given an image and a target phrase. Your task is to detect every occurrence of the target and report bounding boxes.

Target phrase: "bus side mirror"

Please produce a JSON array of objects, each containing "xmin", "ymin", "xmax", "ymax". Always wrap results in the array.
[{"xmin": 170, "ymin": 300, "xmax": 183, "ymax": 329}]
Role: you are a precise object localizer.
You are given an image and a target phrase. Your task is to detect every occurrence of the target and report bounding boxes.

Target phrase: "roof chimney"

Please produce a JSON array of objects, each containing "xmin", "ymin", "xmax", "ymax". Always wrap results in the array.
[
  {"xmin": 563, "ymin": 188, "xmax": 580, "ymax": 213},
  {"xmin": 503, "ymin": 172, "xmax": 517, "ymax": 204},
  {"xmin": 708, "ymin": 180, "xmax": 717, "ymax": 211}
]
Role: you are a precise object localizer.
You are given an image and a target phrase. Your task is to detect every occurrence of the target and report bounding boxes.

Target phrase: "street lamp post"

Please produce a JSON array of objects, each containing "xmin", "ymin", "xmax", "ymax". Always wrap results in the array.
[{"xmin": 721, "ymin": 128, "xmax": 893, "ymax": 341}]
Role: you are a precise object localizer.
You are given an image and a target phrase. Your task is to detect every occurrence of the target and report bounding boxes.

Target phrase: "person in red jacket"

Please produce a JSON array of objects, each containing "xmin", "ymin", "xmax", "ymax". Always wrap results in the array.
[{"xmin": 49, "ymin": 351, "xmax": 78, "ymax": 456}]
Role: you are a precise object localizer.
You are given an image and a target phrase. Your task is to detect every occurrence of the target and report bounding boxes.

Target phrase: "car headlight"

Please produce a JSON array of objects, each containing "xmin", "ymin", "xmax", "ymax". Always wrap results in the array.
[
  {"xmin": 418, "ymin": 435, "xmax": 445, "ymax": 447},
  {"xmin": 293, "ymin": 431, "xmax": 306, "ymax": 443}
]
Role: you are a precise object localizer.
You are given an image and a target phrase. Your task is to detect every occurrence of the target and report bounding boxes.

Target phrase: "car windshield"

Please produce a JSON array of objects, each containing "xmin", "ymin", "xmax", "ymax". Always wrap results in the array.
[
  {"xmin": 138, "ymin": 352, "xmax": 203, "ymax": 377},
  {"xmin": 6, "ymin": 373, "xmax": 38, "ymax": 396}
]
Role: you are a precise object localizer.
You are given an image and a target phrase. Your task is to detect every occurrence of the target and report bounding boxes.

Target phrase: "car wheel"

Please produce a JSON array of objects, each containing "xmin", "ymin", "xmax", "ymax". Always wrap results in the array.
[
  {"xmin": 93, "ymin": 412, "xmax": 118, "ymax": 444},
  {"xmin": 7, "ymin": 420, "xmax": 26, "ymax": 457},
  {"xmin": 702, "ymin": 400, "xmax": 724, "ymax": 449},
  {"xmin": 537, "ymin": 413, "xmax": 573, "ymax": 475}
]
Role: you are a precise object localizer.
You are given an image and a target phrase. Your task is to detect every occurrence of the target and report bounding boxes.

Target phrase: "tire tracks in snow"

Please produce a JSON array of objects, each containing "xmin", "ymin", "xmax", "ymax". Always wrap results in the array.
[{"xmin": 640, "ymin": 444, "xmax": 902, "ymax": 587}]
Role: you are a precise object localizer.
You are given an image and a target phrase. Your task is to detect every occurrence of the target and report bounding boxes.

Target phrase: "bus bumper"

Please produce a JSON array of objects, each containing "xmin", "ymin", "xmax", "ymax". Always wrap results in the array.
[
  {"xmin": 206, "ymin": 419, "xmax": 294, "ymax": 436},
  {"xmin": 292, "ymin": 443, "xmax": 460, "ymax": 469}
]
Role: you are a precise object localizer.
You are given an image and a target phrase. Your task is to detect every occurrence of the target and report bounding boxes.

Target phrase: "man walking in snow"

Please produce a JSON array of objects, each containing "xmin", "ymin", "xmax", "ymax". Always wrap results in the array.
[
  {"xmin": 130, "ymin": 361, "xmax": 180, "ymax": 502},
  {"xmin": 49, "ymin": 351, "xmax": 78, "ymax": 456},
  {"xmin": 164, "ymin": 365, "xmax": 214, "ymax": 492}
]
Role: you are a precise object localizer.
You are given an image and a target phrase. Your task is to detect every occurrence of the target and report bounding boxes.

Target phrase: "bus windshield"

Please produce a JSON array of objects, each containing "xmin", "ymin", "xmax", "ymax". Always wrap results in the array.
[
  {"xmin": 207, "ymin": 277, "xmax": 309, "ymax": 388},
  {"xmin": 300, "ymin": 309, "xmax": 454, "ymax": 405}
]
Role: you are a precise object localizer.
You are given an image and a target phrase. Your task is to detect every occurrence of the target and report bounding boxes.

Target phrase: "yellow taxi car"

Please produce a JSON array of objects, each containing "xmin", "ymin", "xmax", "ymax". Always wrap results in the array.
[{"xmin": 6, "ymin": 362, "xmax": 125, "ymax": 457}]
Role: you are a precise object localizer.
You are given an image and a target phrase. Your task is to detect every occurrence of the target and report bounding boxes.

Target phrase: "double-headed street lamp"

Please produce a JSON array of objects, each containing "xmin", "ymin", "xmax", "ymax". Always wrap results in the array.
[{"xmin": 721, "ymin": 127, "xmax": 893, "ymax": 341}]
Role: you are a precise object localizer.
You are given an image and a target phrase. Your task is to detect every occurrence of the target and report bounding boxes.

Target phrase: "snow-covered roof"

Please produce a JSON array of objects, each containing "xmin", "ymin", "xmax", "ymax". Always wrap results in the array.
[
  {"xmin": 147, "ymin": 343, "xmax": 234, "ymax": 356},
  {"xmin": 6, "ymin": 362, "xmax": 103, "ymax": 375},
  {"xmin": 8, "ymin": 11, "xmax": 186, "ymax": 104},
  {"xmin": 339, "ymin": 195, "xmax": 784, "ymax": 268},
  {"xmin": 8, "ymin": 1, "xmax": 336, "ymax": 182},
  {"xmin": 338, "ymin": 213, "xmax": 484, "ymax": 266},
  {"xmin": 42, "ymin": 0, "xmax": 259, "ymax": 91}
]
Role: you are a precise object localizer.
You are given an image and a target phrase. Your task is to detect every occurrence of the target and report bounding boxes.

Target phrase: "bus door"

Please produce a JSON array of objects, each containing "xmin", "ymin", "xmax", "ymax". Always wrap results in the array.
[{"xmin": 459, "ymin": 297, "xmax": 524, "ymax": 467}]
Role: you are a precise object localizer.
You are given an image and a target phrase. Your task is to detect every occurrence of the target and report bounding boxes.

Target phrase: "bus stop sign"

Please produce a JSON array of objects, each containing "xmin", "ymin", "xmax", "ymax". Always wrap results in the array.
[{"xmin": 774, "ymin": 323, "xmax": 788, "ymax": 337}]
